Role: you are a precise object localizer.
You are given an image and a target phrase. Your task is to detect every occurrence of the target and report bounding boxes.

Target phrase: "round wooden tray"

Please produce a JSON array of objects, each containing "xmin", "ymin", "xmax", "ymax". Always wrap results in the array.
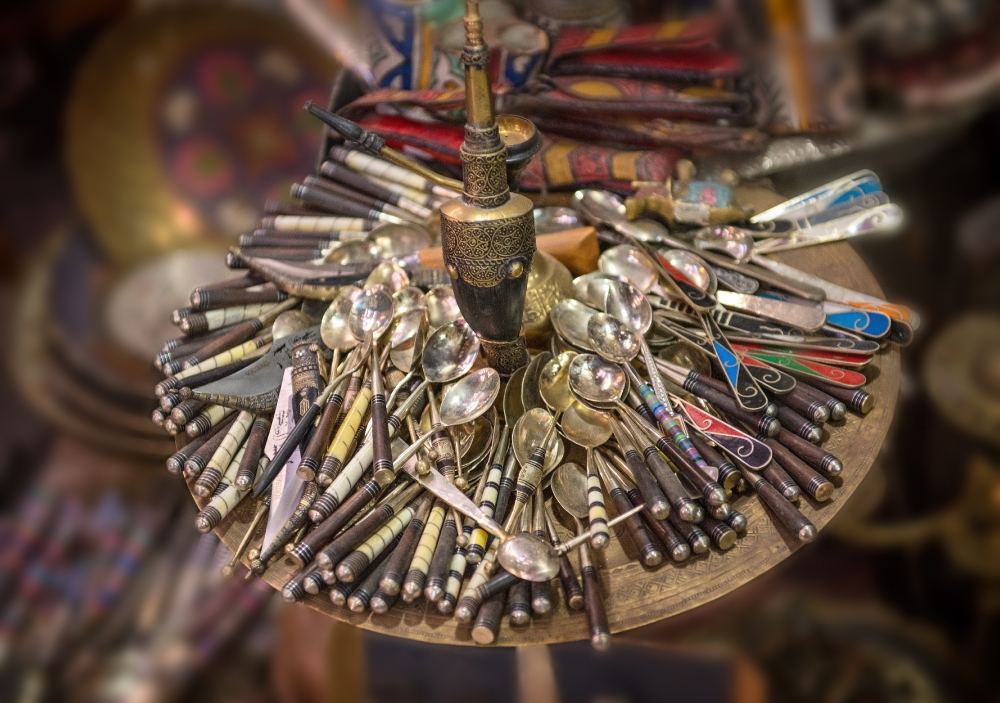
[{"xmin": 205, "ymin": 241, "xmax": 899, "ymax": 647}]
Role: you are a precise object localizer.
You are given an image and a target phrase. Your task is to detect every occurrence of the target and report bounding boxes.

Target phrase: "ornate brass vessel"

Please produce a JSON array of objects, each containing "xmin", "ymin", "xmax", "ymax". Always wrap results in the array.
[{"xmin": 308, "ymin": 0, "xmax": 542, "ymax": 376}]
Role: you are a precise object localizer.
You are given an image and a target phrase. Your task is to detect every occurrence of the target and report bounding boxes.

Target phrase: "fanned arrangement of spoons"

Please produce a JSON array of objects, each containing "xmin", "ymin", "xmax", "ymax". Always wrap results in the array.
[{"xmin": 152, "ymin": 169, "xmax": 913, "ymax": 648}]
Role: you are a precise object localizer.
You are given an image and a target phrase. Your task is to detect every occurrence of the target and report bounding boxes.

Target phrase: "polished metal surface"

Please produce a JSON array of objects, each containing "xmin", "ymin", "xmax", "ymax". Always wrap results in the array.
[{"xmin": 439, "ymin": 368, "xmax": 501, "ymax": 426}]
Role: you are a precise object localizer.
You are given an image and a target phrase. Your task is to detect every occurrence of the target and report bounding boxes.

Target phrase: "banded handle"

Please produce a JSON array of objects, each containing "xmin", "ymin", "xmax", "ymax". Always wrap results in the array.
[
  {"xmin": 507, "ymin": 579, "xmax": 532, "ymax": 627},
  {"xmin": 744, "ymin": 468, "xmax": 816, "ymax": 543},
  {"xmin": 379, "ymin": 496, "xmax": 431, "ymax": 596},
  {"xmin": 760, "ymin": 460, "xmax": 801, "ymax": 502},
  {"xmin": 608, "ymin": 487, "xmax": 662, "ymax": 567},
  {"xmin": 586, "ymin": 456, "xmax": 610, "ymax": 550},
  {"xmin": 666, "ymin": 512, "xmax": 711, "ymax": 554},
  {"xmin": 580, "ymin": 544, "xmax": 611, "ymax": 651},
  {"xmin": 764, "ymin": 440, "xmax": 834, "ymax": 502},
  {"xmin": 424, "ymin": 513, "xmax": 459, "ymax": 603},
  {"xmin": 775, "ymin": 427, "xmax": 842, "ymax": 475}
]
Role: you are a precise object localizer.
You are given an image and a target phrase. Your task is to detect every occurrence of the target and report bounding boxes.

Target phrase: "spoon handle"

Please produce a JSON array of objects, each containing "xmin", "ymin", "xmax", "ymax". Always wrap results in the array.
[
  {"xmin": 316, "ymin": 378, "xmax": 373, "ymax": 488},
  {"xmin": 579, "ymin": 542, "xmax": 611, "ymax": 651},
  {"xmin": 669, "ymin": 395, "xmax": 773, "ymax": 471},
  {"xmin": 742, "ymin": 467, "xmax": 817, "ymax": 543},
  {"xmin": 610, "ymin": 420, "xmax": 670, "ymax": 521},
  {"xmin": 544, "ymin": 512, "xmax": 584, "ymax": 611},
  {"xmin": 699, "ymin": 314, "xmax": 769, "ymax": 412},
  {"xmin": 468, "ymin": 427, "xmax": 511, "ymax": 564},
  {"xmin": 296, "ymin": 396, "xmax": 344, "ymax": 481},
  {"xmin": 627, "ymin": 379, "xmax": 709, "ymax": 472},
  {"xmin": 585, "ymin": 452, "xmax": 610, "ymax": 550},
  {"xmin": 369, "ymin": 347, "xmax": 394, "ymax": 484},
  {"xmin": 598, "ymin": 458, "xmax": 662, "ymax": 567}
]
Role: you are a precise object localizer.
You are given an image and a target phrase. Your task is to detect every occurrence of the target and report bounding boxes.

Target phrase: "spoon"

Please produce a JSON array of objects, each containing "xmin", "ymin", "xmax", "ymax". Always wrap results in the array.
[
  {"xmin": 550, "ymin": 299, "xmax": 596, "ymax": 351},
  {"xmin": 392, "ymin": 286, "xmax": 425, "ymax": 314},
  {"xmin": 512, "ymin": 408, "xmax": 565, "ymax": 474},
  {"xmin": 272, "ymin": 310, "xmax": 314, "ymax": 340},
  {"xmin": 534, "ymin": 206, "xmax": 583, "ymax": 234},
  {"xmin": 560, "ymin": 403, "xmax": 612, "ymax": 450},
  {"xmin": 538, "ymin": 352, "xmax": 578, "ymax": 415},
  {"xmin": 424, "ymin": 285, "xmax": 463, "ymax": 330},
  {"xmin": 348, "ymin": 288, "xmax": 397, "ymax": 497},
  {"xmin": 320, "ymin": 286, "xmax": 363, "ymax": 350},
  {"xmin": 370, "ymin": 223, "xmax": 432, "ymax": 259},
  {"xmin": 693, "ymin": 225, "xmax": 754, "ymax": 264},
  {"xmin": 420, "ymin": 320, "xmax": 481, "ymax": 492},
  {"xmin": 652, "ymin": 249, "xmax": 769, "ymax": 413},
  {"xmin": 387, "ymin": 308, "xmax": 426, "ymax": 372},
  {"xmin": 400, "ymin": 459, "xmax": 559, "ymax": 581},
  {"xmin": 439, "ymin": 368, "xmax": 501, "ymax": 427},
  {"xmin": 567, "ymin": 354, "xmax": 627, "ymax": 409},
  {"xmin": 363, "ymin": 260, "xmax": 410, "ymax": 293},
  {"xmin": 587, "ymin": 313, "xmax": 641, "ymax": 363},
  {"xmin": 572, "ymin": 272, "xmax": 626, "ymax": 310},
  {"xmin": 551, "ymin": 462, "xmax": 611, "ymax": 651},
  {"xmin": 660, "ymin": 249, "xmax": 718, "ymax": 297},
  {"xmin": 573, "ymin": 189, "xmax": 670, "ymax": 243},
  {"xmin": 598, "ymin": 245, "xmax": 659, "ymax": 292}
]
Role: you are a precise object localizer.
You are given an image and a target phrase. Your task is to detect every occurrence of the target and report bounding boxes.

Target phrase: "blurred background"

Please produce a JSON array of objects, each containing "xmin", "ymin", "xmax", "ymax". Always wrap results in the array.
[{"xmin": 0, "ymin": 0, "xmax": 999, "ymax": 701}]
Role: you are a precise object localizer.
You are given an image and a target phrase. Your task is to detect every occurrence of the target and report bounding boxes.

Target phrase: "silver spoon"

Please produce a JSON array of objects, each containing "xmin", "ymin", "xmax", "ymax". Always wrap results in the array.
[
  {"xmin": 439, "ymin": 368, "xmax": 501, "ymax": 427},
  {"xmin": 320, "ymin": 286, "xmax": 362, "ymax": 350},
  {"xmin": 598, "ymin": 244, "xmax": 659, "ymax": 292},
  {"xmin": 551, "ymin": 462, "xmax": 612, "ymax": 651},
  {"xmin": 573, "ymin": 189, "xmax": 670, "ymax": 243},
  {"xmin": 550, "ymin": 298, "xmax": 597, "ymax": 351},
  {"xmin": 587, "ymin": 313, "xmax": 641, "ymax": 363}
]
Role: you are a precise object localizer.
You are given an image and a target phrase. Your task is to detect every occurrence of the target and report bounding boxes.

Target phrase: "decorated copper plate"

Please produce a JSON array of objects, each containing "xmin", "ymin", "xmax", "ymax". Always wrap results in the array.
[
  {"xmin": 206, "ymin": 242, "xmax": 899, "ymax": 645},
  {"xmin": 13, "ymin": 228, "xmax": 176, "ymax": 458},
  {"xmin": 66, "ymin": 5, "xmax": 340, "ymax": 267}
]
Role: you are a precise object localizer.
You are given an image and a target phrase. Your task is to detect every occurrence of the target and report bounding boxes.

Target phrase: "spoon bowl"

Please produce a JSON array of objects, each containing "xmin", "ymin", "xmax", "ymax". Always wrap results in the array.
[
  {"xmin": 320, "ymin": 286, "xmax": 362, "ymax": 350},
  {"xmin": 661, "ymin": 249, "xmax": 718, "ymax": 295},
  {"xmin": 392, "ymin": 286, "xmax": 425, "ymax": 314},
  {"xmin": 560, "ymin": 402, "xmax": 612, "ymax": 448},
  {"xmin": 550, "ymin": 299, "xmax": 596, "ymax": 351},
  {"xmin": 422, "ymin": 319, "xmax": 480, "ymax": 383},
  {"xmin": 587, "ymin": 313, "xmax": 641, "ymax": 363},
  {"xmin": 538, "ymin": 352, "xmax": 577, "ymax": 413},
  {"xmin": 272, "ymin": 311, "xmax": 313, "ymax": 340},
  {"xmin": 363, "ymin": 261, "xmax": 410, "ymax": 293},
  {"xmin": 551, "ymin": 462, "xmax": 589, "ymax": 519},
  {"xmin": 424, "ymin": 285, "xmax": 463, "ymax": 330},
  {"xmin": 348, "ymin": 289, "xmax": 395, "ymax": 342},
  {"xmin": 534, "ymin": 206, "xmax": 583, "ymax": 234},
  {"xmin": 512, "ymin": 408, "xmax": 564, "ymax": 472},
  {"xmin": 497, "ymin": 534, "xmax": 560, "ymax": 582},
  {"xmin": 599, "ymin": 244, "xmax": 659, "ymax": 292},
  {"xmin": 439, "ymin": 368, "xmax": 501, "ymax": 427},
  {"xmin": 568, "ymin": 354, "xmax": 628, "ymax": 409},
  {"xmin": 604, "ymin": 278, "xmax": 653, "ymax": 336},
  {"xmin": 573, "ymin": 189, "xmax": 670, "ymax": 243},
  {"xmin": 572, "ymin": 272, "xmax": 626, "ymax": 310},
  {"xmin": 323, "ymin": 240, "xmax": 380, "ymax": 264},
  {"xmin": 693, "ymin": 225, "xmax": 754, "ymax": 264},
  {"xmin": 371, "ymin": 224, "xmax": 432, "ymax": 259}
]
